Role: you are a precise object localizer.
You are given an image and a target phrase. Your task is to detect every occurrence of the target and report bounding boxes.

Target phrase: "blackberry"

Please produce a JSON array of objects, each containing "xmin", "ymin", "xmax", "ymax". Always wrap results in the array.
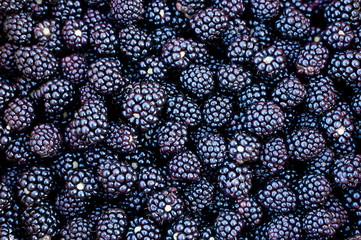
[
  {"xmin": 252, "ymin": 45, "xmax": 286, "ymax": 79},
  {"xmin": 257, "ymin": 178, "xmax": 297, "ymax": 213},
  {"xmin": 64, "ymin": 168, "xmax": 98, "ymax": 200},
  {"xmin": 79, "ymin": 82, "xmax": 104, "ymax": 105},
  {"xmin": 126, "ymin": 216, "xmax": 162, "ymax": 240},
  {"xmin": 166, "ymin": 216, "xmax": 199, "ymax": 240},
  {"xmin": 60, "ymin": 217, "xmax": 93, "ymax": 240},
  {"xmin": 248, "ymin": 19, "xmax": 275, "ymax": 46},
  {"xmin": 324, "ymin": 0, "xmax": 361, "ymax": 26},
  {"xmin": 245, "ymin": 101, "xmax": 285, "ymax": 137},
  {"xmin": 52, "ymin": 151, "xmax": 87, "ymax": 178},
  {"xmin": 250, "ymin": 0, "xmax": 280, "ymax": 21},
  {"xmin": 274, "ymin": 39, "xmax": 302, "ymax": 66},
  {"xmin": 306, "ymin": 147, "xmax": 335, "ymax": 175},
  {"xmin": 151, "ymin": 27, "xmax": 177, "ymax": 53},
  {"xmin": 286, "ymin": 128, "xmax": 326, "ymax": 161},
  {"xmin": 168, "ymin": 150, "xmax": 201, "ymax": 181},
  {"xmin": 0, "ymin": 78, "xmax": 16, "ymax": 111},
  {"xmin": 214, "ymin": 0, "xmax": 245, "ymax": 18},
  {"xmin": 55, "ymin": 191, "xmax": 90, "ymax": 218},
  {"xmin": 3, "ymin": 12, "xmax": 34, "ymax": 45},
  {"xmin": 96, "ymin": 208, "xmax": 128, "ymax": 240},
  {"xmin": 119, "ymin": 26, "xmax": 153, "ymax": 62},
  {"xmin": 175, "ymin": 0, "xmax": 206, "ymax": 17},
  {"xmin": 352, "ymin": 93, "xmax": 361, "ymax": 115},
  {"xmin": 106, "ymin": 122, "xmax": 138, "ymax": 153},
  {"xmin": 180, "ymin": 64, "xmax": 214, "ymax": 99},
  {"xmin": 109, "ymin": 0, "xmax": 144, "ymax": 26},
  {"xmin": 214, "ymin": 210, "xmax": 243, "ymax": 240},
  {"xmin": 275, "ymin": 6, "xmax": 311, "ymax": 39},
  {"xmin": 260, "ymin": 137, "xmax": 289, "ymax": 173},
  {"xmin": 62, "ymin": 19, "xmax": 88, "ymax": 50},
  {"xmin": 228, "ymin": 131, "xmax": 260, "ymax": 164},
  {"xmin": 271, "ymin": 77, "xmax": 306, "ymax": 109},
  {"xmin": 125, "ymin": 148, "xmax": 155, "ymax": 169},
  {"xmin": 302, "ymin": 208, "xmax": 340, "ymax": 238},
  {"xmin": 217, "ymin": 63, "xmax": 252, "ymax": 93},
  {"xmin": 305, "ymin": 76, "xmax": 336, "ymax": 115},
  {"xmin": 236, "ymin": 196, "xmax": 263, "ymax": 227},
  {"xmin": 145, "ymin": 0, "xmax": 172, "ymax": 26},
  {"xmin": 97, "ymin": 159, "xmax": 137, "ymax": 197},
  {"xmin": 343, "ymin": 186, "xmax": 361, "ymax": 214},
  {"xmin": 139, "ymin": 55, "xmax": 168, "ymax": 82},
  {"xmin": 83, "ymin": 8, "xmax": 107, "ymax": 30},
  {"xmin": 157, "ymin": 121, "xmax": 188, "ymax": 156},
  {"xmin": 52, "ymin": 0, "xmax": 83, "ymax": 22},
  {"xmin": 122, "ymin": 81, "xmax": 166, "ymax": 131},
  {"xmin": 218, "ymin": 161, "xmax": 252, "ymax": 199},
  {"xmin": 15, "ymin": 45, "xmax": 58, "ymax": 81},
  {"xmin": 322, "ymin": 21, "xmax": 354, "ymax": 50},
  {"xmin": 227, "ymin": 34, "xmax": 260, "ymax": 64},
  {"xmin": 184, "ymin": 178, "xmax": 214, "ymax": 214},
  {"xmin": 0, "ymin": 43, "xmax": 18, "ymax": 76},
  {"xmin": 189, "ymin": 7, "xmax": 228, "ymax": 42},
  {"xmin": 34, "ymin": 19, "xmax": 63, "ymax": 54},
  {"xmin": 138, "ymin": 165, "xmax": 165, "ymax": 194},
  {"xmin": 5, "ymin": 132, "xmax": 35, "ymax": 165},
  {"xmin": 197, "ymin": 133, "xmax": 227, "ymax": 169},
  {"xmin": 29, "ymin": 123, "xmax": 61, "ymax": 158},
  {"xmin": 61, "ymin": 53, "xmax": 88, "ymax": 85},
  {"xmin": 295, "ymin": 111, "xmax": 319, "ymax": 129},
  {"xmin": 162, "ymin": 37, "xmax": 198, "ymax": 69},
  {"xmin": 265, "ymin": 214, "xmax": 303, "ymax": 240},
  {"xmin": 328, "ymin": 50, "xmax": 361, "ymax": 84},
  {"xmin": 333, "ymin": 154, "xmax": 361, "ymax": 188},
  {"xmin": 34, "ymin": 78, "xmax": 75, "ymax": 115},
  {"xmin": 90, "ymin": 22, "xmax": 118, "ymax": 56},
  {"xmin": 0, "ymin": 183, "xmax": 12, "ymax": 212},
  {"xmin": 0, "ymin": 0, "xmax": 25, "ymax": 12},
  {"xmin": 4, "ymin": 97, "xmax": 35, "ymax": 132},
  {"xmin": 238, "ymin": 82, "xmax": 268, "ymax": 110},
  {"xmin": 0, "ymin": 222, "xmax": 18, "ymax": 240},
  {"xmin": 147, "ymin": 188, "xmax": 184, "ymax": 223},
  {"xmin": 221, "ymin": 18, "xmax": 247, "ymax": 48}
]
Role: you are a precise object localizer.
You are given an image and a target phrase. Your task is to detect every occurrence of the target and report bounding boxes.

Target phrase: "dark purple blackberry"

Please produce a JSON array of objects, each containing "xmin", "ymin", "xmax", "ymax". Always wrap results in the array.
[
  {"xmin": 197, "ymin": 133, "xmax": 227, "ymax": 169},
  {"xmin": 214, "ymin": 210, "xmax": 243, "ymax": 240},
  {"xmin": 248, "ymin": 19, "xmax": 275, "ymax": 46},
  {"xmin": 162, "ymin": 37, "xmax": 198, "ymax": 69},
  {"xmin": 96, "ymin": 208, "xmax": 128, "ymax": 240},
  {"xmin": 61, "ymin": 53, "xmax": 88, "ymax": 85},
  {"xmin": 252, "ymin": 45, "xmax": 286, "ymax": 79},
  {"xmin": 227, "ymin": 34, "xmax": 260, "ymax": 64},
  {"xmin": 223, "ymin": 111, "xmax": 246, "ymax": 138},
  {"xmin": 145, "ymin": 0, "xmax": 172, "ymax": 26},
  {"xmin": 151, "ymin": 27, "xmax": 177, "ymax": 53},
  {"xmin": 217, "ymin": 63, "xmax": 252, "ymax": 93},
  {"xmin": 166, "ymin": 216, "xmax": 199, "ymax": 240},
  {"xmin": 169, "ymin": 150, "xmax": 201, "ymax": 181},
  {"xmin": 64, "ymin": 168, "xmax": 98, "ymax": 200},
  {"xmin": 203, "ymin": 95, "xmax": 233, "ymax": 128},
  {"xmin": 271, "ymin": 77, "xmax": 306, "ymax": 109},
  {"xmin": 236, "ymin": 196, "xmax": 263, "ymax": 227},
  {"xmin": 343, "ymin": 186, "xmax": 361, "ymax": 214},
  {"xmin": 333, "ymin": 154, "xmax": 361, "ymax": 188},
  {"xmin": 83, "ymin": 8, "xmax": 107, "ymax": 29},
  {"xmin": 0, "ymin": 222, "xmax": 18, "ymax": 240},
  {"xmin": 138, "ymin": 165, "xmax": 165, "ymax": 194},
  {"xmin": 245, "ymin": 101, "xmax": 285, "ymax": 137},
  {"xmin": 322, "ymin": 21, "xmax": 354, "ymax": 50},
  {"xmin": 180, "ymin": 64, "xmax": 214, "ymax": 99},
  {"xmin": 238, "ymin": 82, "xmax": 268, "ymax": 110},
  {"xmin": 157, "ymin": 121, "xmax": 188, "ymax": 156},
  {"xmin": 65, "ymin": 100, "xmax": 108, "ymax": 150},
  {"xmin": 305, "ymin": 76, "xmax": 336, "ymax": 115},
  {"xmin": 34, "ymin": 78, "xmax": 75, "ymax": 115},
  {"xmin": 52, "ymin": 151, "xmax": 86, "ymax": 178},
  {"xmin": 295, "ymin": 111, "xmax": 319, "ymax": 130},
  {"xmin": 147, "ymin": 187, "xmax": 184, "ymax": 223},
  {"xmin": 275, "ymin": 6, "xmax": 311, "ymax": 39},
  {"xmin": 324, "ymin": 0, "xmax": 360, "ymax": 26},
  {"xmin": 0, "ymin": 123, "xmax": 11, "ymax": 151},
  {"xmin": 3, "ymin": 12, "xmax": 33, "ymax": 45},
  {"xmin": 17, "ymin": 165, "xmax": 55, "ymax": 206},
  {"xmin": 0, "ymin": 183, "xmax": 12, "ymax": 213},
  {"xmin": 175, "ymin": 0, "xmax": 206, "ymax": 17},
  {"xmin": 55, "ymin": 191, "xmax": 90, "ymax": 218},
  {"xmin": 126, "ymin": 216, "xmax": 162, "ymax": 240},
  {"xmin": 5, "ymin": 132, "xmax": 35, "ymax": 165},
  {"xmin": 120, "ymin": 188, "xmax": 148, "ymax": 215},
  {"xmin": 34, "ymin": 19, "xmax": 63, "ymax": 54},
  {"xmin": 106, "ymin": 122, "xmax": 138, "ymax": 153},
  {"xmin": 190, "ymin": 124, "xmax": 219, "ymax": 143},
  {"xmin": 0, "ymin": 43, "xmax": 18, "ymax": 76},
  {"xmin": 257, "ymin": 178, "xmax": 297, "ymax": 213},
  {"xmin": 62, "ymin": 19, "xmax": 88, "ymax": 50},
  {"xmin": 220, "ymin": 18, "xmax": 247, "ymax": 47},
  {"xmin": 0, "ymin": 78, "xmax": 16, "ymax": 111},
  {"xmin": 218, "ymin": 161, "xmax": 252, "ymax": 199},
  {"xmin": 4, "ymin": 97, "xmax": 35, "ymax": 132},
  {"xmin": 352, "ymin": 93, "xmax": 361, "ymax": 115},
  {"xmin": 189, "ymin": 7, "xmax": 228, "ymax": 42},
  {"xmin": 306, "ymin": 147, "xmax": 335, "ymax": 175},
  {"xmin": 274, "ymin": 39, "xmax": 302, "ymax": 67},
  {"xmin": 52, "ymin": 0, "xmax": 83, "ymax": 22},
  {"xmin": 184, "ymin": 178, "xmax": 214, "ymax": 214},
  {"xmin": 122, "ymin": 81, "xmax": 165, "ymax": 131},
  {"xmin": 79, "ymin": 82, "xmax": 104, "ymax": 105},
  {"xmin": 329, "ymin": 50, "xmax": 361, "ymax": 84},
  {"xmin": 228, "ymin": 131, "xmax": 260, "ymax": 164},
  {"xmin": 287, "ymin": 128, "xmax": 326, "ymax": 161},
  {"xmin": 119, "ymin": 26, "xmax": 153, "ymax": 62},
  {"xmin": 90, "ymin": 21, "xmax": 119, "ymax": 56},
  {"xmin": 302, "ymin": 208, "xmax": 340, "ymax": 238},
  {"xmin": 214, "ymin": 0, "xmax": 245, "ymax": 18},
  {"xmin": 21, "ymin": 202, "xmax": 60, "ymax": 239},
  {"xmin": 265, "ymin": 213, "xmax": 303, "ymax": 240},
  {"xmin": 109, "ymin": 0, "xmax": 144, "ymax": 26},
  {"xmin": 29, "ymin": 123, "xmax": 61, "ymax": 158},
  {"xmin": 97, "ymin": 159, "xmax": 137, "ymax": 197},
  {"xmin": 0, "ymin": 0, "xmax": 25, "ymax": 12},
  {"xmin": 60, "ymin": 217, "xmax": 94, "ymax": 240},
  {"xmin": 260, "ymin": 137, "xmax": 289, "ymax": 173},
  {"xmin": 139, "ymin": 55, "xmax": 167, "ymax": 82},
  {"xmin": 325, "ymin": 195, "xmax": 349, "ymax": 228},
  {"xmin": 15, "ymin": 45, "xmax": 58, "ymax": 81},
  {"xmin": 125, "ymin": 148, "xmax": 155, "ymax": 169},
  {"xmin": 250, "ymin": 0, "xmax": 280, "ymax": 21}
]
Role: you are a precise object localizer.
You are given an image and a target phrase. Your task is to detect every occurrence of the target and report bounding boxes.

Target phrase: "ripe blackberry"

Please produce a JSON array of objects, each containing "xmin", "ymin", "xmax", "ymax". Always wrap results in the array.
[
  {"xmin": 0, "ymin": 182, "xmax": 12, "ymax": 212},
  {"xmin": 238, "ymin": 82, "xmax": 268, "ymax": 110},
  {"xmin": 0, "ymin": 43, "xmax": 18, "ymax": 76},
  {"xmin": 79, "ymin": 82, "xmax": 104, "ymax": 105},
  {"xmin": 236, "ymin": 196, "xmax": 263, "ymax": 227},
  {"xmin": 139, "ymin": 55, "xmax": 167, "ymax": 82},
  {"xmin": 189, "ymin": 7, "xmax": 228, "ymax": 42},
  {"xmin": 328, "ymin": 50, "xmax": 361, "ymax": 84},
  {"xmin": 260, "ymin": 137, "xmax": 289, "ymax": 173},
  {"xmin": 296, "ymin": 43, "xmax": 329, "ymax": 77},
  {"xmin": 34, "ymin": 19, "xmax": 63, "ymax": 54},
  {"xmin": 175, "ymin": 0, "xmax": 206, "ymax": 17},
  {"xmin": 218, "ymin": 161, "xmax": 252, "ymax": 199},
  {"xmin": 322, "ymin": 21, "xmax": 354, "ymax": 50},
  {"xmin": 214, "ymin": 210, "xmax": 243, "ymax": 240},
  {"xmin": 227, "ymin": 34, "xmax": 260, "ymax": 64},
  {"xmin": 266, "ymin": 213, "xmax": 303, "ymax": 240},
  {"xmin": 138, "ymin": 165, "xmax": 165, "ymax": 194},
  {"xmin": 252, "ymin": 45, "xmax": 286, "ymax": 79},
  {"xmin": 0, "ymin": 0, "xmax": 25, "ymax": 12},
  {"xmin": 197, "ymin": 133, "xmax": 227, "ymax": 169},
  {"xmin": 4, "ymin": 97, "xmax": 35, "ymax": 132},
  {"xmin": 61, "ymin": 53, "xmax": 88, "ymax": 85},
  {"xmin": 180, "ymin": 64, "xmax": 214, "ymax": 99},
  {"xmin": 271, "ymin": 77, "xmax": 306, "ymax": 109},
  {"xmin": 97, "ymin": 159, "xmax": 137, "ymax": 197},
  {"xmin": 15, "ymin": 45, "xmax": 58, "ymax": 81},
  {"xmin": 52, "ymin": 151, "xmax": 87, "ymax": 178},
  {"xmin": 3, "ymin": 12, "xmax": 34, "ymax": 45},
  {"xmin": 245, "ymin": 100, "xmax": 285, "ymax": 137},
  {"xmin": 352, "ymin": 93, "xmax": 361, "ymax": 115},
  {"xmin": 157, "ymin": 121, "xmax": 188, "ymax": 156},
  {"xmin": 62, "ymin": 19, "xmax": 88, "ymax": 50},
  {"xmin": 83, "ymin": 8, "xmax": 107, "ymax": 29},
  {"xmin": 274, "ymin": 39, "xmax": 302, "ymax": 67},
  {"xmin": 55, "ymin": 191, "xmax": 90, "ymax": 218},
  {"xmin": 89, "ymin": 22, "xmax": 118, "ymax": 56},
  {"xmin": 203, "ymin": 95, "xmax": 233, "ymax": 127},
  {"xmin": 217, "ymin": 63, "xmax": 252, "ymax": 93},
  {"xmin": 110, "ymin": 0, "xmax": 144, "ymax": 26},
  {"xmin": 64, "ymin": 168, "xmax": 98, "ymax": 200},
  {"xmin": 324, "ymin": 0, "xmax": 361, "ymax": 26},
  {"xmin": 257, "ymin": 178, "xmax": 297, "ymax": 213},
  {"xmin": 0, "ymin": 79, "xmax": 16, "ymax": 111},
  {"xmin": 306, "ymin": 147, "xmax": 335, "ymax": 175},
  {"xmin": 333, "ymin": 154, "xmax": 361, "ymax": 188},
  {"xmin": 121, "ymin": 188, "xmax": 148, "ymax": 215},
  {"xmin": 250, "ymin": 0, "xmax": 280, "ymax": 21},
  {"xmin": 147, "ymin": 188, "xmax": 184, "ymax": 223},
  {"xmin": 151, "ymin": 27, "xmax": 177, "ymax": 53},
  {"xmin": 96, "ymin": 208, "xmax": 128, "ymax": 240},
  {"xmin": 145, "ymin": 0, "xmax": 172, "ymax": 26},
  {"xmin": 168, "ymin": 150, "xmax": 201, "ymax": 181},
  {"xmin": 228, "ymin": 131, "xmax": 260, "ymax": 164},
  {"xmin": 122, "ymin": 81, "xmax": 165, "ymax": 131},
  {"xmin": 302, "ymin": 208, "xmax": 340, "ymax": 238},
  {"xmin": 343, "ymin": 186, "xmax": 361, "ymax": 214},
  {"xmin": 29, "ymin": 123, "xmax": 61, "ymax": 158},
  {"xmin": 221, "ymin": 18, "xmax": 247, "ymax": 48},
  {"xmin": 166, "ymin": 216, "xmax": 199, "ymax": 240},
  {"xmin": 5, "ymin": 132, "xmax": 35, "ymax": 165},
  {"xmin": 162, "ymin": 37, "xmax": 198, "ymax": 69},
  {"xmin": 126, "ymin": 216, "xmax": 162, "ymax": 240},
  {"xmin": 65, "ymin": 100, "xmax": 108, "ymax": 150},
  {"xmin": 0, "ymin": 222, "xmax": 18, "ymax": 240},
  {"xmin": 214, "ymin": 0, "xmax": 245, "ymax": 18},
  {"xmin": 184, "ymin": 178, "xmax": 214, "ymax": 214},
  {"xmin": 52, "ymin": 0, "xmax": 83, "ymax": 22},
  {"xmin": 119, "ymin": 26, "xmax": 153, "ymax": 62},
  {"xmin": 106, "ymin": 122, "xmax": 138, "ymax": 153},
  {"xmin": 275, "ymin": 6, "xmax": 311, "ymax": 39},
  {"xmin": 60, "ymin": 217, "xmax": 93, "ymax": 240}
]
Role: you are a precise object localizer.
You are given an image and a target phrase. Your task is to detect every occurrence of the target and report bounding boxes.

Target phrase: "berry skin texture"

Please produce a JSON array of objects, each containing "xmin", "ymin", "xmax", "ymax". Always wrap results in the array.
[
  {"xmin": 276, "ymin": 6, "xmax": 311, "ymax": 39},
  {"xmin": 250, "ymin": 0, "xmax": 280, "ymax": 21},
  {"xmin": 64, "ymin": 168, "xmax": 99, "ymax": 200},
  {"xmin": 252, "ymin": 45, "xmax": 286, "ymax": 79},
  {"xmin": 228, "ymin": 131, "xmax": 261, "ymax": 164},
  {"xmin": 302, "ymin": 208, "xmax": 340, "ymax": 238},
  {"xmin": 168, "ymin": 150, "xmax": 201, "ymax": 181},
  {"xmin": 197, "ymin": 133, "xmax": 227, "ymax": 169},
  {"xmin": 333, "ymin": 154, "xmax": 361, "ymax": 188},
  {"xmin": 30, "ymin": 123, "xmax": 62, "ymax": 158},
  {"xmin": 214, "ymin": 210, "xmax": 243, "ymax": 240},
  {"xmin": 260, "ymin": 137, "xmax": 289, "ymax": 173},
  {"xmin": 271, "ymin": 77, "xmax": 307, "ymax": 109},
  {"xmin": 4, "ymin": 97, "xmax": 35, "ymax": 132},
  {"xmin": 180, "ymin": 64, "xmax": 214, "ymax": 99},
  {"xmin": 203, "ymin": 95, "xmax": 233, "ymax": 128},
  {"xmin": 328, "ymin": 50, "xmax": 361, "ymax": 84},
  {"xmin": 228, "ymin": 34, "xmax": 260, "ymax": 64},
  {"xmin": 62, "ymin": 19, "xmax": 88, "ymax": 50},
  {"xmin": 184, "ymin": 178, "xmax": 214, "ymax": 214},
  {"xmin": 96, "ymin": 208, "xmax": 128, "ymax": 240},
  {"xmin": 157, "ymin": 121, "xmax": 188, "ymax": 156},
  {"xmin": 106, "ymin": 122, "xmax": 138, "ymax": 154},
  {"xmin": 166, "ymin": 216, "xmax": 199, "ymax": 240},
  {"xmin": 217, "ymin": 63, "xmax": 252, "ymax": 93},
  {"xmin": 296, "ymin": 42, "xmax": 329, "ymax": 77},
  {"xmin": 126, "ymin": 216, "xmax": 162, "ymax": 240},
  {"xmin": 60, "ymin": 217, "xmax": 94, "ymax": 240},
  {"xmin": 322, "ymin": 21, "xmax": 354, "ymax": 50}
]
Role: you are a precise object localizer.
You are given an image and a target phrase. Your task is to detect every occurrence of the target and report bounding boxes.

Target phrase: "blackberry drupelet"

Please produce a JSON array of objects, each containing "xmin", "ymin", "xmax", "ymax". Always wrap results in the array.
[
  {"xmin": 79, "ymin": 82, "xmax": 104, "ymax": 105},
  {"xmin": 0, "ymin": 222, "xmax": 18, "ymax": 240},
  {"xmin": 110, "ymin": 0, "xmax": 144, "ymax": 26},
  {"xmin": 352, "ymin": 93, "xmax": 361, "ymax": 115},
  {"xmin": 55, "ymin": 191, "xmax": 90, "ymax": 218},
  {"xmin": 0, "ymin": 0, "xmax": 25, "ymax": 12},
  {"xmin": 62, "ymin": 19, "xmax": 88, "ymax": 50},
  {"xmin": 61, "ymin": 53, "xmax": 88, "ymax": 85},
  {"xmin": 3, "ymin": 12, "xmax": 34, "ymax": 45},
  {"xmin": 184, "ymin": 178, "xmax": 214, "ymax": 214},
  {"xmin": 34, "ymin": 19, "xmax": 63, "ymax": 54},
  {"xmin": 52, "ymin": 151, "xmax": 86, "ymax": 177},
  {"xmin": 166, "ymin": 216, "xmax": 199, "ymax": 240},
  {"xmin": 138, "ymin": 165, "xmax": 165, "ymax": 194},
  {"xmin": 306, "ymin": 147, "xmax": 335, "ymax": 175},
  {"xmin": 275, "ymin": 6, "xmax": 311, "ymax": 39},
  {"xmin": 274, "ymin": 39, "xmax": 302, "ymax": 66},
  {"xmin": 0, "ymin": 182, "xmax": 12, "ymax": 212},
  {"xmin": 60, "ymin": 217, "xmax": 94, "ymax": 240},
  {"xmin": 302, "ymin": 208, "xmax": 340, "ymax": 238},
  {"xmin": 328, "ymin": 50, "xmax": 361, "ymax": 84},
  {"xmin": 322, "ymin": 21, "xmax": 354, "ymax": 50},
  {"xmin": 90, "ymin": 21, "xmax": 119, "ymax": 56},
  {"xmin": 126, "ymin": 216, "xmax": 162, "ymax": 240},
  {"xmin": 236, "ymin": 196, "xmax": 263, "ymax": 227},
  {"xmin": 139, "ymin": 55, "xmax": 167, "ymax": 82},
  {"xmin": 228, "ymin": 131, "xmax": 260, "ymax": 164},
  {"xmin": 4, "ymin": 97, "xmax": 35, "ymax": 132},
  {"xmin": 157, "ymin": 121, "xmax": 188, "ymax": 156},
  {"xmin": 248, "ymin": 19, "xmax": 275, "ymax": 46},
  {"xmin": 29, "ymin": 123, "xmax": 61, "ymax": 158},
  {"xmin": 252, "ymin": 45, "xmax": 286, "ymax": 79},
  {"xmin": 250, "ymin": 0, "xmax": 280, "ymax": 21},
  {"xmin": 168, "ymin": 150, "xmax": 201, "ymax": 181},
  {"xmin": 333, "ymin": 154, "xmax": 361, "ymax": 188},
  {"xmin": 96, "ymin": 208, "xmax": 128, "ymax": 240},
  {"xmin": 180, "ymin": 64, "xmax": 214, "ymax": 99},
  {"xmin": 197, "ymin": 133, "xmax": 227, "ymax": 169},
  {"xmin": 214, "ymin": 209, "xmax": 243, "ymax": 240},
  {"xmin": 217, "ymin": 63, "xmax": 252, "ymax": 93},
  {"xmin": 271, "ymin": 77, "xmax": 306, "ymax": 109},
  {"xmin": 106, "ymin": 122, "xmax": 138, "ymax": 153},
  {"xmin": 175, "ymin": 0, "xmax": 206, "ymax": 17},
  {"xmin": 260, "ymin": 137, "xmax": 289, "ymax": 173},
  {"xmin": 227, "ymin": 34, "xmax": 260, "ymax": 64},
  {"xmin": 64, "ymin": 168, "xmax": 98, "ymax": 200}
]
